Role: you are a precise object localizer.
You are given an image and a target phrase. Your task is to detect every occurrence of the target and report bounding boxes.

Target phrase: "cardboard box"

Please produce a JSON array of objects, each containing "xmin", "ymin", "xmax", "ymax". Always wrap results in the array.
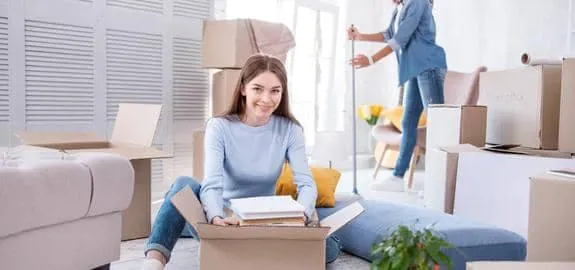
[
  {"xmin": 478, "ymin": 65, "xmax": 562, "ymax": 149},
  {"xmin": 467, "ymin": 261, "xmax": 575, "ymax": 270},
  {"xmin": 16, "ymin": 103, "xmax": 171, "ymax": 241},
  {"xmin": 453, "ymin": 148, "xmax": 575, "ymax": 238},
  {"xmin": 527, "ymin": 172, "xmax": 575, "ymax": 261},
  {"xmin": 559, "ymin": 58, "xmax": 575, "ymax": 153},
  {"xmin": 170, "ymin": 186, "xmax": 364, "ymax": 270},
  {"xmin": 212, "ymin": 69, "xmax": 241, "ymax": 116},
  {"xmin": 202, "ymin": 19, "xmax": 288, "ymax": 69},
  {"xmin": 426, "ymin": 105, "xmax": 487, "ymax": 150},
  {"xmin": 424, "ymin": 144, "xmax": 481, "ymax": 214},
  {"xmin": 192, "ymin": 130, "xmax": 204, "ymax": 181}
]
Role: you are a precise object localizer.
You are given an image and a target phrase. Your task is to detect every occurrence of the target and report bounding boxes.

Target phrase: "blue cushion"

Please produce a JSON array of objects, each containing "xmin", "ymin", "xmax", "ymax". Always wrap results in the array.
[{"xmin": 318, "ymin": 197, "xmax": 526, "ymax": 270}]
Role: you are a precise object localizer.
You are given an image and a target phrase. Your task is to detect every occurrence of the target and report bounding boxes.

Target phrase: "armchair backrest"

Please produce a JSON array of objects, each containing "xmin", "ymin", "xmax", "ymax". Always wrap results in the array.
[{"xmin": 444, "ymin": 66, "xmax": 487, "ymax": 105}]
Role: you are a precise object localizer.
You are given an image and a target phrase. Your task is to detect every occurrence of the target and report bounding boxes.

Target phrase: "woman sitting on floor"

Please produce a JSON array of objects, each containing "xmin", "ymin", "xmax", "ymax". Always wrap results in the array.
[{"xmin": 141, "ymin": 54, "xmax": 342, "ymax": 270}]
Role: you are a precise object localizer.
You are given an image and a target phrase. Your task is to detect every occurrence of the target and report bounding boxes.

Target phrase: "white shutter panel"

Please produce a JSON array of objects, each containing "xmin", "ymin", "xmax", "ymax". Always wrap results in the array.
[
  {"xmin": 25, "ymin": 20, "xmax": 94, "ymax": 123},
  {"xmin": 108, "ymin": 0, "xmax": 163, "ymax": 14},
  {"xmin": 106, "ymin": 29, "xmax": 163, "ymax": 119},
  {"xmin": 0, "ymin": 17, "xmax": 7, "ymax": 122},
  {"xmin": 173, "ymin": 141, "xmax": 193, "ymax": 177},
  {"xmin": 106, "ymin": 29, "xmax": 164, "ymax": 183},
  {"xmin": 172, "ymin": 0, "xmax": 211, "ymax": 180},
  {"xmin": 173, "ymin": 37, "xmax": 208, "ymax": 120},
  {"xmin": 152, "ymin": 142, "xmax": 164, "ymax": 183},
  {"xmin": 174, "ymin": 0, "xmax": 211, "ymax": 19}
]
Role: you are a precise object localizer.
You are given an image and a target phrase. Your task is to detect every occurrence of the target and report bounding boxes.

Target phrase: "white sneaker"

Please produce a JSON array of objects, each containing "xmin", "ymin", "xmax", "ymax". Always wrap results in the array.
[
  {"xmin": 371, "ymin": 175, "xmax": 405, "ymax": 192},
  {"xmin": 141, "ymin": 258, "xmax": 164, "ymax": 270}
]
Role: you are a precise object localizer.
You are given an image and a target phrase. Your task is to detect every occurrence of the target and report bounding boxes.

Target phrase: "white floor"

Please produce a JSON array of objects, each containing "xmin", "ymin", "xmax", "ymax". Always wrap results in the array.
[{"xmin": 112, "ymin": 166, "xmax": 426, "ymax": 269}]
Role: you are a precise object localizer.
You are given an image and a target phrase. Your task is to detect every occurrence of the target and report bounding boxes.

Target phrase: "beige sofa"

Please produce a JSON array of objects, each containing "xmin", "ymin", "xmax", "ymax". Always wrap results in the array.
[{"xmin": 0, "ymin": 146, "xmax": 134, "ymax": 270}]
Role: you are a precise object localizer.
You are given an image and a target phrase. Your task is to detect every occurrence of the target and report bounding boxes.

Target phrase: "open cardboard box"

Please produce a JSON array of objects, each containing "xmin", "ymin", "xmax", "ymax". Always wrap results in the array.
[
  {"xmin": 171, "ymin": 186, "xmax": 365, "ymax": 270},
  {"xmin": 15, "ymin": 103, "xmax": 172, "ymax": 240}
]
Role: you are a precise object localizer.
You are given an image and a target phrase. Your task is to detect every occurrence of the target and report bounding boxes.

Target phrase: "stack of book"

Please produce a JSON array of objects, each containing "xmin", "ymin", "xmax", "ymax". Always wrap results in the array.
[{"xmin": 229, "ymin": 195, "xmax": 306, "ymax": 227}]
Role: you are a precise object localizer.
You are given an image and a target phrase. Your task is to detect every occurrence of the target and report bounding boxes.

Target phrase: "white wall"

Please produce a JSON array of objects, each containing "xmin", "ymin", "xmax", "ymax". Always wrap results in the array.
[{"xmin": 434, "ymin": 0, "xmax": 572, "ymax": 72}]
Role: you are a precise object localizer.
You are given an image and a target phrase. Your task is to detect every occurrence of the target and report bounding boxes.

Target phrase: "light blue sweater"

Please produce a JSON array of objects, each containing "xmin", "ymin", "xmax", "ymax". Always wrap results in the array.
[{"xmin": 199, "ymin": 115, "xmax": 318, "ymax": 222}]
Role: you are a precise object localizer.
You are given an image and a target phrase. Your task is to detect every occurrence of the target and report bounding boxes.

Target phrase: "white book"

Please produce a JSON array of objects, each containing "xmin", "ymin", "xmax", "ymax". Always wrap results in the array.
[{"xmin": 229, "ymin": 195, "xmax": 305, "ymax": 220}]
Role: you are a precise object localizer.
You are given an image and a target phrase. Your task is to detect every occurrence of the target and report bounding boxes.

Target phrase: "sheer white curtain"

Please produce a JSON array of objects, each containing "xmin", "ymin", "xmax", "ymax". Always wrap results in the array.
[{"xmin": 225, "ymin": 0, "xmax": 345, "ymax": 152}]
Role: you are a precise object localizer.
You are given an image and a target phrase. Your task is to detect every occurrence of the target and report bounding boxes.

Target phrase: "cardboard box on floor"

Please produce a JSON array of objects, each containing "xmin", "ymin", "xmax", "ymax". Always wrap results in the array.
[
  {"xmin": 453, "ymin": 146, "xmax": 575, "ymax": 239},
  {"xmin": 202, "ymin": 19, "xmax": 287, "ymax": 69},
  {"xmin": 171, "ymin": 186, "xmax": 365, "ymax": 270},
  {"xmin": 426, "ymin": 144, "xmax": 574, "ymax": 215},
  {"xmin": 424, "ymin": 144, "xmax": 482, "ymax": 214},
  {"xmin": 424, "ymin": 105, "xmax": 486, "ymax": 213},
  {"xmin": 527, "ymin": 171, "xmax": 575, "ymax": 261},
  {"xmin": 212, "ymin": 69, "xmax": 241, "ymax": 116},
  {"xmin": 478, "ymin": 64, "xmax": 562, "ymax": 149},
  {"xmin": 466, "ymin": 261, "xmax": 575, "ymax": 270},
  {"xmin": 559, "ymin": 58, "xmax": 575, "ymax": 153},
  {"xmin": 15, "ymin": 103, "xmax": 171, "ymax": 241}
]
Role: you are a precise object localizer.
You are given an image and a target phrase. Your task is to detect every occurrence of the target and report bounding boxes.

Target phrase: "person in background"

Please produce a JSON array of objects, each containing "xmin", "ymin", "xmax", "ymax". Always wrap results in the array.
[
  {"xmin": 348, "ymin": 0, "xmax": 446, "ymax": 192},
  {"xmin": 141, "ymin": 54, "xmax": 342, "ymax": 270}
]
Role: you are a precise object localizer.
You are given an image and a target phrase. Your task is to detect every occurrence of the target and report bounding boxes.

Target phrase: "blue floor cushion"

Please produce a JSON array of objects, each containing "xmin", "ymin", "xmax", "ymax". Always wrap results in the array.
[{"xmin": 317, "ymin": 196, "xmax": 526, "ymax": 270}]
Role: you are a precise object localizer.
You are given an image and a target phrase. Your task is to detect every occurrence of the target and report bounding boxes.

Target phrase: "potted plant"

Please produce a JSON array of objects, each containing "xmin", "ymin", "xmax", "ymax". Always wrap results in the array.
[{"xmin": 370, "ymin": 223, "xmax": 455, "ymax": 270}]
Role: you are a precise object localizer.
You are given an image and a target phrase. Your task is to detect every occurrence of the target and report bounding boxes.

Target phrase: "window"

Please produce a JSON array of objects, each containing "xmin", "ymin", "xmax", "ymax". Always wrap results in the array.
[{"xmin": 226, "ymin": 0, "xmax": 341, "ymax": 151}]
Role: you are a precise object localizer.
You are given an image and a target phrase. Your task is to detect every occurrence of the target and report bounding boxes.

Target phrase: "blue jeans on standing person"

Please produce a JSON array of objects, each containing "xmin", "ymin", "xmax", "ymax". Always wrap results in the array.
[
  {"xmin": 145, "ymin": 176, "xmax": 342, "ymax": 264},
  {"xmin": 394, "ymin": 68, "xmax": 446, "ymax": 177}
]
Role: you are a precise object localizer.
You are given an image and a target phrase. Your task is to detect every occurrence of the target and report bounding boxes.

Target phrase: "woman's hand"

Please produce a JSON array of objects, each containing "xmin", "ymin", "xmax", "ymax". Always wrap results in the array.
[
  {"xmin": 349, "ymin": 54, "xmax": 371, "ymax": 69},
  {"xmin": 211, "ymin": 216, "xmax": 239, "ymax": 226},
  {"xmin": 347, "ymin": 25, "xmax": 361, "ymax": 40}
]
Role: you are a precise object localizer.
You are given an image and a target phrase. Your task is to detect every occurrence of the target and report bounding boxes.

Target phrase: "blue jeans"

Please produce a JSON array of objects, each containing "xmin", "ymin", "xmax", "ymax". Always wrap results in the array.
[
  {"xmin": 394, "ymin": 68, "xmax": 446, "ymax": 177},
  {"xmin": 145, "ymin": 176, "xmax": 342, "ymax": 264}
]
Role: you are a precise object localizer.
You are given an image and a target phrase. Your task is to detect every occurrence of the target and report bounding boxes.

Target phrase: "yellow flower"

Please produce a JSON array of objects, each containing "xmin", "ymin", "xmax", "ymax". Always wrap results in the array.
[
  {"xmin": 370, "ymin": 105, "xmax": 383, "ymax": 117},
  {"xmin": 358, "ymin": 104, "xmax": 384, "ymax": 126}
]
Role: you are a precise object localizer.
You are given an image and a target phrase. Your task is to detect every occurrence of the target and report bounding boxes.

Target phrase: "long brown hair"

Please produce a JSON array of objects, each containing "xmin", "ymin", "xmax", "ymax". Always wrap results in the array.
[{"xmin": 219, "ymin": 54, "xmax": 301, "ymax": 126}]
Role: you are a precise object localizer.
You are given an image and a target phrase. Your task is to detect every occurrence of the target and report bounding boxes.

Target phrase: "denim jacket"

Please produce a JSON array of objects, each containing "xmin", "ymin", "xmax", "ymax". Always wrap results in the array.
[{"xmin": 382, "ymin": 0, "xmax": 447, "ymax": 86}]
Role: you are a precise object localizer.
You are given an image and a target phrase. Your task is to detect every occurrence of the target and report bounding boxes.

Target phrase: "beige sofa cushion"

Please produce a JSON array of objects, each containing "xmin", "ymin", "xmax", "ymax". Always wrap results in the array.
[
  {"xmin": 0, "ymin": 146, "xmax": 134, "ymax": 238},
  {"xmin": 0, "ymin": 158, "xmax": 93, "ymax": 238},
  {"xmin": 74, "ymin": 152, "xmax": 134, "ymax": 217}
]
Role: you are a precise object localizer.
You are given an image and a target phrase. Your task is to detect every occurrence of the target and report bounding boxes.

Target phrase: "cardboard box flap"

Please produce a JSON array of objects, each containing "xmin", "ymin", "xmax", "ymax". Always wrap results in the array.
[
  {"xmin": 194, "ymin": 223, "xmax": 330, "ymax": 240},
  {"xmin": 481, "ymin": 145, "xmax": 572, "ymax": 158},
  {"xmin": 170, "ymin": 186, "xmax": 209, "ymax": 232},
  {"xmin": 65, "ymin": 144, "xmax": 171, "ymax": 160},
  {"xmin": 532, "ymin": 170, "xmax": 575, "ymax": 183},
  {"xmin": 15, "ymin": 131, "xmax": 103, "ymax": 146},
  {"xmin": 320, "ymin": 202, "xmax": 365, "ymax": 236},
  {"xmin": 439, "ymin": 144, "xmax": 481, "ymax": 153},
  {"xmin": 111, "ymin": 103, "xmax": 162, "ymax": 147}
]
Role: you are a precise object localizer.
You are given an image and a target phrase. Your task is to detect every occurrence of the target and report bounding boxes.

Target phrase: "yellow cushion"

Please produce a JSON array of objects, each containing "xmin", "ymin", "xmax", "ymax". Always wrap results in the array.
[
  {"xmin": 275, "ymin": 164, "xmax": 340, "ymax": 208},
  {"xmin": 380, "ymin": 106, "xmax": 427, "ymax": 132}
]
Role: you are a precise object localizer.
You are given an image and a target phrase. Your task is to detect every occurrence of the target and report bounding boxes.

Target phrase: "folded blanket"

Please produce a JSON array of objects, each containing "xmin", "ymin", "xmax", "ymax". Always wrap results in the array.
[{"xmin": 247, "ymin": 19, "xmax": 296, "ymax": 58}]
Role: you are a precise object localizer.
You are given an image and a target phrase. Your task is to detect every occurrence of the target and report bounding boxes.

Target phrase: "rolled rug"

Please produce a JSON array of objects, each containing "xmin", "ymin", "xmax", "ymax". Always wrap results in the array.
[{"xmin": 520, "ymin": 52, "xmax": 562, "ymax": 65}]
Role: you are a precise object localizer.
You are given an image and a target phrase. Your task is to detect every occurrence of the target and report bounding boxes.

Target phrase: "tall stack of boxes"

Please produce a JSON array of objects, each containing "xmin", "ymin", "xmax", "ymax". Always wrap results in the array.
[
  {"xmin": 423, "ymin": 57, "xmax": 575, "ymax": 263},
  {"xmin": 192, "ymin": 19, "xmax": 295, "ymax": 180}
]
